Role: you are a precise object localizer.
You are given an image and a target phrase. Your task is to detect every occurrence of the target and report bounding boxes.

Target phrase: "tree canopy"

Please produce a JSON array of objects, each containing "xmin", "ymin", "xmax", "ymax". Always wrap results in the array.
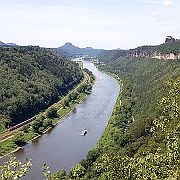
[{"xmin": 0, "ymin": 46, "xmax": 83, "ymax": 132}]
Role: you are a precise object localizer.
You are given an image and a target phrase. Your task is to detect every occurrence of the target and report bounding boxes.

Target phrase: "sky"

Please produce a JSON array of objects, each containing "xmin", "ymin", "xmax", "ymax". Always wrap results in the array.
[{"xmin": 0, "ymin": 0, "xmax": 180, "ymax": 49}]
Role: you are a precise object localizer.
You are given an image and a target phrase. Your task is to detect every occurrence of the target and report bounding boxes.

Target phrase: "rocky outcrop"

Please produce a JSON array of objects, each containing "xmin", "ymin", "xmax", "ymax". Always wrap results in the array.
[
  {"xmin": 121, "ymin": 49, "xmax": 180, "ymax": 60},
  {"xmin": 126, "ymin": 49, "xmax": 153, "ymax": 58},
  {"xmin": 165, "ymin": 36, "xmax": 176, "ymax": 43},
  {"xmin": 122, "ymin": 37, "xmax": 180, "ymax": 60},
  {"xmin": 178, "ymin": 54, "xmax": 180, "ymax": 59},
  {"xmin": 151, "ymin": 52, "xmax": 179, "ymax": 60}
]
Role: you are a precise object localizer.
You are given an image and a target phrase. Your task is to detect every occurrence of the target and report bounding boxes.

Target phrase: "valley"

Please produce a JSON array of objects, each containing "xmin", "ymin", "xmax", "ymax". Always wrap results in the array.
[{"xmin": 0, "ymin": 38, "xmax": 180, "ymax": 179}]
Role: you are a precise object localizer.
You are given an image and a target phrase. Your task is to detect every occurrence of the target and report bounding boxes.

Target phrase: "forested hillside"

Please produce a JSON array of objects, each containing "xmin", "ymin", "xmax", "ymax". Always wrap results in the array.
[
  {"xmin": 62, "ymin": 55, "xmax": 180, "ymax": 179},
  {"xmin": 98, "ymin": 37, "xmax": 180, "ymax": 60},
  {"xmin": 0, "ymin": 46, "xmax": 83, "ymax": 132}
]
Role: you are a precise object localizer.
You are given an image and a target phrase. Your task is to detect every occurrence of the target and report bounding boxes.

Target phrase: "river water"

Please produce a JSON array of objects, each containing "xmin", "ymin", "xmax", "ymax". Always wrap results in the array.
[{"xmin": 1, "ymin": 61, "xmax": 120, "ymax": 179}]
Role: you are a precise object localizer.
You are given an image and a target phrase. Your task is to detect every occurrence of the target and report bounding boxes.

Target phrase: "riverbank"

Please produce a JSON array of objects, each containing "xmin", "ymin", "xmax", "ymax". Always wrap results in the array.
[
  {"xmin": 45, "ymin": 68, "xmax": 122, "ymax": 179},
  {"xmin": 0, "ymin": 61, "xmax": 121, "ymax": 179},
  {"xmin": 72, "ymin": 57, "xmax": 180, "ymax": 179},
  {"xmin": 0, "ymin": 69, "xmax": 95, "ymax": 158},
  {"xmin": 63, "ymin": 70, "xmax": 125, "ymax": 178}
]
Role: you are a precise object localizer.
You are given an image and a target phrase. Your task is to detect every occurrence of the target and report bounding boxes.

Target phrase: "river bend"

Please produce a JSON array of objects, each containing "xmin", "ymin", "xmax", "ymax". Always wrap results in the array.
[{"xmin": 1, "ymin": 61, "xmax": 120, "ymax": 179}]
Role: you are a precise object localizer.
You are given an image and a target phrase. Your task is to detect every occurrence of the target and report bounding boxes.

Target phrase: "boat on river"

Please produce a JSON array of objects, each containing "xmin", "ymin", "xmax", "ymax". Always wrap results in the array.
[{"xmin": 81, "ymin": 129, "xmax": 88, "ymax": 136}]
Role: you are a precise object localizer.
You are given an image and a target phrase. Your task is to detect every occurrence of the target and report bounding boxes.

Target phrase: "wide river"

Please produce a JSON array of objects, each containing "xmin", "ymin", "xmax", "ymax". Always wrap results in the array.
[{"xmin": 1, "ymin": 61, "xmax": 120, "ymax": 179}]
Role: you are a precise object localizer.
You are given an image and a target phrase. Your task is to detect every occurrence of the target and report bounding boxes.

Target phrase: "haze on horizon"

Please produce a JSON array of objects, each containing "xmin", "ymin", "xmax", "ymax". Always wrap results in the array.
[{"xmin": 0, "ymin": 0, "xmax": 179, "ymax": 49}]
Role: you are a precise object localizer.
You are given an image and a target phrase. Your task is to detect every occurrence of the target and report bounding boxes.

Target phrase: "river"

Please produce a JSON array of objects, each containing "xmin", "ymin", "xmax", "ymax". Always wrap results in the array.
[{"xmin": 1, "ymin": 61, "xmax": 120, "ymax": 179}]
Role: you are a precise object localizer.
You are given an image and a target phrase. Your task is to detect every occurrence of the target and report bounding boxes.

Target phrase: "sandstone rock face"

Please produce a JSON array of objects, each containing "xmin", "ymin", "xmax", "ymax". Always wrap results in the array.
[
  {"xmin": 151, "ymin": 52, "xmax": 178, "ymax": 60},
  {"xmin": 165, "ymin": 36, "xmax": 176, "ymax": 43},
  {"xmin": 167, "ymin": 53, "xmax": 177, "ymax": 60},
  {"xmin": 125, "ymin": 50, "xmax": 179, "ymax": 60},
  {"xmin": 178, "ymin": 54, "xmax": 180, "ymax": 59}
]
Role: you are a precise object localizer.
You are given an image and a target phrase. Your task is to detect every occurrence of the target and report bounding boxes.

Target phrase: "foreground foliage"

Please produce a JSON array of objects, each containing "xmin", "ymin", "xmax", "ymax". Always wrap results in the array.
[{"xmin": 0, "ymin": 156, "xmax": 31, "ymax": 180}]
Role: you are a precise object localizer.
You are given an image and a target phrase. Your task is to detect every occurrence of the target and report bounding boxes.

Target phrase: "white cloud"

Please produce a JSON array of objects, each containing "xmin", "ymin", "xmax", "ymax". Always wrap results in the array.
[
  {"xmin": 163, "ymin": 0, "xmax": 173, "ymax": 6},
  {"xmin": 152, "ymin": 11, "xmax": 157, "ymax": 16}
]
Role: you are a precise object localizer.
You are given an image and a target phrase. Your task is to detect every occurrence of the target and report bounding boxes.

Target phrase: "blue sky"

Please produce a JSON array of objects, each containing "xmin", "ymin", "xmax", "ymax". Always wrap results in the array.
[{"xmin": 0, "ymin": 0, "xmax": 179, "ymax": 49}]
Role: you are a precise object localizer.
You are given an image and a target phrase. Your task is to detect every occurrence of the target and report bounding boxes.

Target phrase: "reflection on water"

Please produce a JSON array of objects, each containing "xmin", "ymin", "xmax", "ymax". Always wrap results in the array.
[{"xmin": 0, "ymin": 61, "xmax": 120, "ymax": 179}]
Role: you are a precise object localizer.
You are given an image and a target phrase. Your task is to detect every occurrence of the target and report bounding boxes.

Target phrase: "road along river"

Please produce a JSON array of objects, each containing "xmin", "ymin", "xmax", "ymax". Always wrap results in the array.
[{"xmin": 1, "ymin": 61, "xmax": 120, "ymax": 179}]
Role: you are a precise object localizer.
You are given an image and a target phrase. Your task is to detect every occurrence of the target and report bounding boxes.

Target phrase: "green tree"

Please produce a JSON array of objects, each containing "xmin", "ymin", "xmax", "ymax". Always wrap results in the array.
[
  {"xmin": 21, "ymin": 124, "xmax": 30, "ymax": 133},
  {"xmin": 0, "ymin": 156, "xmax": 31, "ymax": 179},
  {"xmin": 12, "ymin": 132, "xmax": 27, "ymax": 146},
  {"xmin": 69, "ymin": 164, "xmax": 86, "ymax": 179},
  {"xmin": 46, "ymin": 108, "xmax": 58, "ymax": 119},
  {"xmin": 32, "ymin": 119, "xmax": 43, "ymax": 133},
  {"xmin": 42, "ymin": 164, "xmax": 67, "ymax": 180}
]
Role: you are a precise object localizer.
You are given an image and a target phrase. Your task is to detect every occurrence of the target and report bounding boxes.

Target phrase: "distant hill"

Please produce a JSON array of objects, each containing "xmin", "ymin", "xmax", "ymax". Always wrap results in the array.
[
  {"xmin": 0, "ymin": 41, "xmax": 17, "ymax": 46},
  {"xmin": 6, "ymin": 43, "xmax": 17, "ymax": 46},
  {"xmin": 57, "ymin": 42, "xmax": 104, "ymax": 57},
  {"xmin": 0, "ymin": 41, "xmax": 6, "ymax": 46}
]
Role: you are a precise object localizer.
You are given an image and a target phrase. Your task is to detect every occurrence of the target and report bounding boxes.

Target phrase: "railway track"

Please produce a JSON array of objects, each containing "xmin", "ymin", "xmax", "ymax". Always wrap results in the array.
[{"xmin": 0, "ymin": 70, "xmax": 90, "ymax": 142}]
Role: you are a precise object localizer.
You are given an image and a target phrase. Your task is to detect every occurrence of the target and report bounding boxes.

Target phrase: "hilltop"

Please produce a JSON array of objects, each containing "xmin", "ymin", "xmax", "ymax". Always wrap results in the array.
[
  {"xmin": 57, "ymin": 42, "xmax": 104, "ymax": 57},
  {"xmin": 0, "ymin": 41, "xmax": 17, "ymax": 46}
]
